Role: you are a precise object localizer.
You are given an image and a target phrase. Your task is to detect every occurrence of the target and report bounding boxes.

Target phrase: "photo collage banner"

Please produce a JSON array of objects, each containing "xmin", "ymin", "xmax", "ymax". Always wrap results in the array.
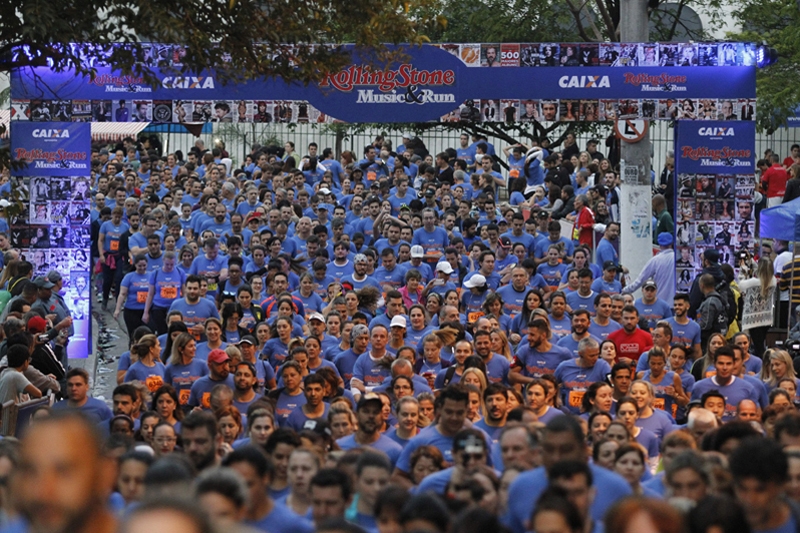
[
  {"xmin": 673, "ymin": 121, "xmax": 757, "ymax": 293},
  {"xmin": 10, "ymin": 122, "xmax": 92, "ymax": 358}
]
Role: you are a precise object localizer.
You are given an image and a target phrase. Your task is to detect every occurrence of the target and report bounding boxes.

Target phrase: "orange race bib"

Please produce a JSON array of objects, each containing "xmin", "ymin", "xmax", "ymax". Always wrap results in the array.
[
  {"xmin": 145, "ymin": 375, "xmax": 164, "ymax": 393},
  {"xmin": 110, "ymin": 240, "xmax": 119, "ymax": 251},
  {"xmin": 468, "ymin": 311, "xmax": 484, "ymax": 323},
  {"xmin": 179, "ymin": 389, "xmax": 191, "ymax": 405},
  {"xmin": 367, "ymin": 171, "xmax": 377, "ymax": 181},
  {"xmin": 201, "ymin": 392, "xmax": 211, "ymax": 409},
  {"xmin": 568, "ymin": 390, "xmax": 585, "ymax": 408},
  {"xmin": 653, "ymin": 397, "xmax": 666, "ymax": 411},
  {"xmin": 136, "ymin": 291, "xmax": 148, "ymax": 304},
  {"xmin": 160, "ymin": 286, "xmax": 178, "ymax": 299}
]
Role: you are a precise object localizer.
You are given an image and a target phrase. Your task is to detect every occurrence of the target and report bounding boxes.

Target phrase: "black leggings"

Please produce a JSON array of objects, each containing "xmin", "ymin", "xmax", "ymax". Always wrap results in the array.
[
  {"xmin": 149, "ymin": 306, "xmax": 170, "ymax": 336},
  {"xmin": 101, "ymin": 257, "xmax": 124, "ymax": 304},
  {"xmin": 123, "ymin": 308, "xmax": 145, "ymax": 339}
]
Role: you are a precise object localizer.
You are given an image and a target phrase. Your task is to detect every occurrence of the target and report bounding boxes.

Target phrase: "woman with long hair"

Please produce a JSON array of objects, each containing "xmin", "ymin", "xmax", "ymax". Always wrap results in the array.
[
  {"xmin": 164, "ymin": 332, "xmax": 207, "ymax": 407},
  {"xmin": 114, "ymin": 254, "xmax": 151, "ymax": 337},
  {"xmin": 236, "ymin": 407, "xmax": 276, "ymax": 449},
  {"xmin": 263, "ymin": 316, "xmax": 295, "ymax": 369},
  {"xmin": 406, "ymin": 304, "xmax": 431, "ymax": 350},
  {"xmin": 762, "ymin": 349, "xmax": 800, "ymax": 399},
  {"xmin": 490, "ymin": 328, "xmax": 513, "ymax": 361},
  {"xmin": 580, "ymin": 382, "xmax": 614, "ymax": 418},
  {"xmin": 481, "ymin": 293, "xmax": 512, "ymax": 334},
  {"xmin": 268, "ymin": 361, "xmax": 306, "ymax": 426},
  {"xmin": 524, "ymin": 379, "xmax": 563, "ymax": 423},
  {"xmin": 215, "ymin": 405, "xmax": 243, "ymax": 446},
  {"xmin": 613, "ymin": 443, "xmax": 656, "ymax": 496},
  {"xmin": 220, "ymin": 303, "xmax": 249, "ymax": 344},
  {"xmin": 740, "ymin": 257, "xmax": 776, "ymax": 358},
  {"xmin": 124, "ymin": 334, "xmax": 166, "ymax": 394},
  {"xmin": 151, "ymin": 385, "xmax": 184, "ymax": 431},
  {"xmin": 629, "ymin": 380, "xmax": 675, "ymax": 444},
  {"xmin": 690, "ymin": 332, "xmax": 726, "ymax": 381},
  {"xmin": 509, "ymin": 289, "xmax": 544, "ymax": 344},
  {"xmin": 614, "ymin": 396, "xmax": 660, "ymax": 473},
  {"xmin": 196, "ymin": 318, "xmax": 228, "ymax": 361}
]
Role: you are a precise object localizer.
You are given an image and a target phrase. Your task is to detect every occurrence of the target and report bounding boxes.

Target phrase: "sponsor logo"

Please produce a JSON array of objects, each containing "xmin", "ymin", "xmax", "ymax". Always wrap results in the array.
[
  {"xmin": 698, "ymin": 127, "xmax": 735, "ymax": 137},
  {"xmin": 558, "ymin": 75, "xmax": 610, "ymax": 88},
  {"xmin": 320, "ymin": 64, "xmax": 456, "ymax": 93},
  {"xmin": 623, "ymin": 72, "xmax": 688, "ymax": 92},
  {"xmin": 161, "ymin": 76, "xmax": 216, "ymax": 89},
  {"xmin": 355, "ymin": 89, "xmax": 455, "ymax": 105},
  {"xmin": 680, "ymin": 145, "xmax": 752, "ymax": 167},
  {"xmin": 14, "ymin": 148, "xmax": 87, "ymax": 165},
  {"xmin": 31, "ymin": 129, "xmax": 69, "ymax": 139},
  {"xmin": 91, "ymin": 74, "xmax": 151, "ymax": 93}
]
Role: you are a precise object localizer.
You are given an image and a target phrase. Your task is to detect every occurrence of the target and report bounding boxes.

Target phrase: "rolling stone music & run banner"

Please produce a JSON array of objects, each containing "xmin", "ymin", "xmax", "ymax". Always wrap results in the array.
[{"xmin": 10, "ymin": 122, "xmax": 92, "ymax": 358}]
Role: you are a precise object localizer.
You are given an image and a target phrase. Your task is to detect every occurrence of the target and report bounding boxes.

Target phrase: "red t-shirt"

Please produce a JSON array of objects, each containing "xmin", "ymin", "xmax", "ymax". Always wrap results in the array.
[
  {"xmin": 608, "ymin": 328, "xmax": 653, "ymax": 361},
  {"xmin": 761, "ymin": 164, "xmax": 790, "ymax": 198}
]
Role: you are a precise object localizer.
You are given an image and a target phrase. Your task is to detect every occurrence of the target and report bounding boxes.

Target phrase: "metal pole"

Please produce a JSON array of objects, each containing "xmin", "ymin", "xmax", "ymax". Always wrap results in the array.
[{"xmin": 619, "ymin": 0, "xmax": 653, "ymax": 288}]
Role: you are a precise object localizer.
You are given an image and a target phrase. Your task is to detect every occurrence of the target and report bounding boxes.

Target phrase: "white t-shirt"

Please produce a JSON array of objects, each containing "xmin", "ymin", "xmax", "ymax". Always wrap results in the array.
[{"xmin": 0, "ymin": 368, "xmax": 30, "ymax": 404}]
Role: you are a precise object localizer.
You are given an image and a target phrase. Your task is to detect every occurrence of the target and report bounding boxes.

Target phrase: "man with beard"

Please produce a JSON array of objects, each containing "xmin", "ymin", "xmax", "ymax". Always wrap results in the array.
[
  {"xmin": 284, "ymin": 373, "xmax": 329, "ymax": 432},
  {"xmin": 588, "ymin": 293, "xmax": 622, "ymax": 341},
  {"xmin": 474, "ymin": 329, "xmax": 510, "ymax": 386},
  {"xmin": 345, "ymin": 253, "xmax": 379, "ymax": 291},
  {"xmin": 557, "ymin": 310, "xmax": 599, "ymax": 358},
  {"xmin": 12, "ymin": 413, "xmax": 117, "ymax": 533},
  {"xmin": 168, "ymin": 275, "xmax": 220, "ymax": 341},
  {"xmin": 180, "ymin": 411, "xmax": 223, "ymax": 472},
  {"xmin": 607, "ymin": 305, "xmax": 653, "ymax": 363},
  {"xmin": 473, "ymin": 383, "xmax": 509, "ymax": 443},
  {"xmin": 511, "ymin": 318, "xmax": 571, "ymax": 385},
  {"xmin": 335, "ymin": 392, "xmax": 403, "ymax": 467},
  {"xmin": 187, "ymin": 349, "xmax": 234, "ymax": 410},
  {"xmin": 555, "ymin": 337, "xmax": 611, "ymax": 414}
]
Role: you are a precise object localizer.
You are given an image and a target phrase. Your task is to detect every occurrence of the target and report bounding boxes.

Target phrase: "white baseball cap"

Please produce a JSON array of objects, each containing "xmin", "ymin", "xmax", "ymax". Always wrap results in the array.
[
  {"xmin": 390, "ymin": 315, "xmax": 407, "ymax": 328},
  {"xmin": 410, "ymin": 245, "xmax": 425, "ymax": 258},
  {"xmin": 463, "ymin": 274, "xmax": 487, "ymax": 289},
  {"xmin": 436, "ymin": 262, "xmax": 454, "ymax": 274}
]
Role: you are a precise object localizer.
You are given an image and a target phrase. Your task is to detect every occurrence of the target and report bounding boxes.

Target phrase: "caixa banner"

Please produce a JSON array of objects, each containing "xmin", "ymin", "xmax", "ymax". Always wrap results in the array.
[
  {"xmin": 10, "ymin": 122, "xmax": 91, "ymax": 177},
  {"xmin": 10, "ymin": 43, "xmax": 756, "ymax": 123},
  {"xmin": 674, "ymin": 121, "xmax": 756, "ymax": 174}
]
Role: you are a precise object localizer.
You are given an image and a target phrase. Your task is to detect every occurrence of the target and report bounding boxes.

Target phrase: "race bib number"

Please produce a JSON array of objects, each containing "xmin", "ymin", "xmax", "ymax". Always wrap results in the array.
[
  {"xmin": 145, "ymin": 375, "xmax": 163, "ymax": 393},
  {"xmin": 568, "ymin": 390, "xmax": 585, "ymax": 408},
  {"xmin": 160, "ymin": 286, "xmax": 178, "ymax": 299},
  {"xmin": 367, "ymin": 171, "xmax": 377, "ymax": 181},
  {"xmin": 208, "ymin": 282, "xmax": 218, "ymax": 292},
  {"xmin": 110, "ymin": 240, "xmax": 119, "ymax": 251},
  {"xmin": 136, "ymin": 291, "xmax": 148, "ymax": 303},
  {"xmin": 653, "ymin": 397, "xmax": 666, "ymax": 411},
  {"xmin": 201, "ymin": 392, "xmax": 211, "ymax": 409},
  {"xmin": 179, "ymin": 389, "xmax": 191, "ymax": 405},
  {"xmin": 468, "ymin": 311, "xmax": 484, "ymax": 323}
]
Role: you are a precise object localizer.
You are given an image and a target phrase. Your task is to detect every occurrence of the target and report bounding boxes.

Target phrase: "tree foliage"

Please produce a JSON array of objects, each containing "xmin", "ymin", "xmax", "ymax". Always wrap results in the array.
[{"xmin": 729, "ymin": 0, "xmax": 800, "ymax": 132}]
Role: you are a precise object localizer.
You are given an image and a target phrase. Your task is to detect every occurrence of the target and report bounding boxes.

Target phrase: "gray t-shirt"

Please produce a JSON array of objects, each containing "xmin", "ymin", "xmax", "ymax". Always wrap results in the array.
[{"xmin": 0, "ymin": 368, "xmax": 30, "ymax": 404}]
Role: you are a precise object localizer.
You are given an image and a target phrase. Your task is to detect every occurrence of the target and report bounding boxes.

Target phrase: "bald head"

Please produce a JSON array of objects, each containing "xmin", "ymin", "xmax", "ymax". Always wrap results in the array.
[{"xmin": 736, "ymin": 399, "xmax": 760, "ymax": 422}]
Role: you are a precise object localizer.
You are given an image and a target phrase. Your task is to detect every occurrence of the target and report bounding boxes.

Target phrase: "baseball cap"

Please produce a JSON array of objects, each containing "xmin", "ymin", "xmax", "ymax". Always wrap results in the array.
[
  {"xmin": 33, "ymin": 276, "xmax": 54, "ymax": 289},
  {"xmin": 208, "ymin": 349, "xmax": 230, "ymax": 364},
  {"xmin": 463, "ymin": 274, "xmax": 487, "ymax": 289},
  {"xmin": 410, "ymin": 245, "xmax": 425, "ymax": 258},
  {"xmin": 537, "ymin": 210, "xmax": 549, "ymax": 219},
  {"xmin": 498, "ymin": 236, "xmax": 512, "ymax": 249},
  {"xmin": 27, "ymin": 316, "xmax": 47, "ymax": 334},
  {"xmin": 0, "ymin": 200, "xmax": 10, "ymax": 209},
  {"xmin": 603, "ymin": 261, "xmax": 620, "ymax": 272},
  {"xmin": 357, "ymin": 392, "xmax": 384, "ymax": 410},
  {"xmin": 308, "ymin": 312, "xmax": 325, "ymax": 323},
  {"xmin": 657, "ymin": 232, "xmax": 674, "ymax": 246},
  {"xmin": 236, "ymin": 335, "xmax": 257, "ymax": 346},
  {"xmin": 390, "ymin": 316, "xmax": 407, "ymax": 329},
  {"xmin": 643, "ymin": 279, "xmax": 658, "ymax": 289},
  {"xmin": 354, "ymin": 254, "xmax": 368, "ymax": 264},
  {"xmin": 703, "ymin": 249, "xmax": 720, "ymax": 263},
  {"xmin": 319, "ymin": 187, "xmax": 332, "ymax": 195},
  {"xmin": 302, "ymin": 419, "xmax": 332, "ymax": 437},
  {"xmin": 436, "ymin": 262, "xmax": 454, "ymax": 274},
  {"xmin": 46, "ymin": 271, "xmax": 63, "ymax": 283},
  {"xmin": 402, "ymin": 132, "xmax": 414, "ymax": 139}
]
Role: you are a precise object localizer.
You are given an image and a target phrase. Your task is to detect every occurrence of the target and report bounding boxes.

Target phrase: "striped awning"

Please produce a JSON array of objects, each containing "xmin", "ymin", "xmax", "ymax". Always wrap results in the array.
[{"xmin": 91, "ymin": 121, "xmax": 149, "ymax": 142}]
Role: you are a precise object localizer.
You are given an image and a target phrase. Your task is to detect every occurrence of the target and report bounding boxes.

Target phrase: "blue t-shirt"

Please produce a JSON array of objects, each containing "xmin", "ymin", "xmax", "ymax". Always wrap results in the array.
[
  {"xmin": 189, "ymin": 254, "xmax": 228, "ymax": 297},
  {"xmin": 636, "ymin": 408, "xmax": 675, "ymax": 442},
  {"xmin": 263, "ymin": 339, "xmax": 291, "ymax": 369},
  {"xmin": 635, "ymin": 427, "xmax": 661, "ymax": 459},
  {"xmin": 99, "ymin": 220, "xmax": 130, "ymax": 253},
  {"xmin": 484, "ymin": 354, "xmax": 511, "ymax": 385},
  {"xmin": 587, "ymin": 319, "xmax": 622, "ymax": 340},
  {"xmin": 549, "ymin": 315, "xmax": 573, "ymax": 338},
  {"xmin": 537, "ymin": 263, "xmax": 568, "ymax": 287},
  {"xmin": 167, "ymin": 298, "xmax": 220, "ymax": 336},
  {"xmin": 283, "ymin": 403, "xmax": 330, "ymax": 432},
  {"xmin": 554, "ymin": 358, "xmax": 612, "ymax": 413},
  {"xmin": 121, "ymin": 271, "xmax": 151, "ymax": 310},
  {"xmin": 516, "ymin": 343, "xmax": 572, "ymax": 378},
  {"xmin": 124, "ymin": 361, "xmax": 166, "ymax": 393},
  {"xmin": 535, "ymin": 237, "xmax": 575, "ymax": 259},
  {"xmin": 495, "ymin": 285, "xmax": 528, "ymax": 317},
  {"xmin": 664, "ymin": 317, "xmax": 702, "ymax": 349},
  {"xmin": 396, "ymin": 424, "xmax": 490, "ymax": 472},
  {"xmin": 411, "ymin": 227, "xmax": 450, "ymax": 256},
  {"xmin": 566, "ymin": 291, "xmax": 597, "ymax": 315},
  {"xmin": 165, "ymin": 359, "xmax": 209, "ymax": 406},
  {"xmin": 274, "ymin": 390, "xmax": 306, "ymax": 425},
  {"xmin": 337, "ymin": 434, "xmax": 403, "ymax": 468},
  {"xmin": 149, "ymin": 268, "xmax": 185, "ymax": 309},
  {"xmin": 691, "ymin": 376, "xmax": 759, "ymax": 421},
  {"xmin": 591, "ymin": 277, "xmax": 622, "ymax": 294},
  {"xmin": 557, "ymin": 334, "xmax": 601, "ymax": 359},
  {"xmin": 247, "ymin": 501, "xmax": 314, "ymax": 533},
  {"xmin": 352, "ymin": 352, "xmax": 392, "ymax": 388},
  {"xmin": 635, "ymin": 298, "xmax": 673, "ymax": 329},
  {"xmin": 52, "ymin": 397, "xmax": 113, "ymax": 424},
  {"xmin": 196, "ymin": 341, "xmax": 229, "ymax": 362},
  {"xmin": 187, "ymin": 375, "xmax": 235, "ymax": 409}
]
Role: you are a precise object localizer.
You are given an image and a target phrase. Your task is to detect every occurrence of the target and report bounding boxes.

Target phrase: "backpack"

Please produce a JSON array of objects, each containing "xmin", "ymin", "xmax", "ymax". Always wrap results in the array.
[
  {"xmin": 705, "ymin": 294, "xmax": 729, "ymax": 336},
  {"xmin": 714, "ymin": 280, "xmax": 737, "ymax": 328}
]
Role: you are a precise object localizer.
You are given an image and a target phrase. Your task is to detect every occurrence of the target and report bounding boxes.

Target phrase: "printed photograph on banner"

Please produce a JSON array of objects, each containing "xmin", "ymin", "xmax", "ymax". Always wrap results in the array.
[
  {"xmin": 560, "ymin": 45, "xmax": 580, "ymax": 66},
  {"xmin": 738, "ymin": 222, "xmax": 755, "ymax": 244},
  {"xmin": 440, "ymin": 44, "xmax": 459, "ymax": 58},
  {"xmin": 459, "ymin": 44, "xmax": 481, "ymax": 66},
  {"xmin": 740, "ymin": 99, "xmax": 756, "ymax": 121},
  {"xmin": 658, "ymin": 98, "xmax": 679, "ymax": 119},
  {"xmin": 715, "ymin": 175, "xmax": 735, "ymax": 198},
  {"xmin": 50, "ymin": 225, "xmax": 69, "ymax": 248},
  {"xmin": 676, "ymin": 247, "xmax": 694, "ymax": 268},
  {"xmin": 659, "ymin": 43, "xmax": 679, "ymax": 66},
  {"xmin": 718, "ymin": 43, "xmax": 738, "ymax": 66},
  {"xmin": 152, "ymin": 100, "xmax": 173, "ymax": 123},
  {"xmin": 678, "ymin": 98, "xmax": 698, "ymax": 120},
  {"xmin": 50, "ymin": 100, "xmax": 72, "ymax": 121},
  {"xmin": 539, "ymin": 44, "xmax": 560, "ymax": 66},
  {"xmin": 31, "ymin": 203, "xmax": 48, "ymax": 224},
  {"xmin": 738, "ymin": 43, "xmax": 757, "ymax": 66},
  {"xmin": 112, "ymin": 99, "xmax": 134, "ymax": 122},
  {"xmin": 559, "ymin": 100, "xmax": 580, "ymax": 121},
  {"xmin": 440, "ymin": 109, "xmax": 460, "ymax": 122},
  {"xmin": 519, "ymin": 100, "xmax": 540, "ymax": 121},
  {"xmin": 500, "ymin": 44, "xmax": 520, "ymax": 67},
  {"xmin": 695, "ymin": 175, "xmax": 716, "ymax": 198},
  {"xmin": 30, "ymin": 227, "xmax": 50, "ymax": 249},
  {"xmin": 10, "ymin": 100, "xmax": 30, "ymax": 121},
  {"xmin": 71, "ymin": 226, "xmax": 90, "ymax": 250},
  {"xmin": 72, "ymin": 297, "xmax": 89, "ymax": 320},
  {"xmin": 274, "ymin": 101, "xmax": 294, "ymax": 123},
  {"xmin": 73, "ymin": 249, "xmax": 90, "ymax": 272},
  {"xmin": 172, "ymin": 46, "xmax": 187, "ymax": 66},
  {"xmin": 717, "ymin": 99, "xmax": 738, "ymax": 120},
  {"xmin": 30, "ymin": 177, "xmax": 51, "ymax": 203},
  {"xmin": 580, "ymin": 43, "xmax": 599, "ymax": 66},
  {"xmin": 47, "ymin": 202, "xmax": 70, "ymax": 226},
  {"xmin": 677, "ymin": 268, "xmax": 693, "ymax": 292},
  {"xmin": 501, "ymin": 100, "xmax": 519, "ymax": 122},
  {"xmin": 676, "ymin": 221, "xmax": 694, "ymax": 247},
  {"xmin": 520, "ymin": 44, "xmax": 538, "ymax": 66},
  {"xmin": 736, "ymin": 198, "xmax": 754, "ymax": 221},
  {"xmin": 735, "ymin": 175, "xmax": 756, "ymax": 198},
  {"xmin": 617, "ymin": 44, "xmax": 639, "ymax": 66},
  {"xmin": 172, "ymin": 100, "xmax": 193, "ymax": 123},
  {"xmin": 698, "ymin": 44, "xmax": 719, "ymax": 66},
  {"xmin": 638, "ymin": 44, "xmax": 659, "ymax": 66},
  {"xmin": 579, "ymin": 100, "xmax": 599, "ymax": 121},
  {"xmin": 9, "ymin": 202, "xmax": 29, "ymax": 227},
  {"xmin": 544, "ymin": 99, "xmax": 561, "ymax": 121},
  {"xmin": 481, "ymin": 44, "xmax": 502, "ymax": 67},
  {"xmin": 190, "ymin": 101, "xmax": 213, "ymax": 122},
  {"xmin": 481, "ymin": 100, "xmax": 500, "ymax": 122},
  {"xmin": 678, "ymin": 43, "xmax": 698, "ymax": 66},
  {"xmin": 10, "ymin": 229, "xmax": 31, "ymax": 249},
  {"xmin": 306, "ymin": 103, "xmax": 328, "ymax": 123},
  {"xmin": 698, "ymin": 99, "xmax": 718, "ymax": 120},
  {"xmin": 92, "ymin": 100, "xmax": 112, "ymax": 122},
  {"xmin": 296, "ymin": 102, "xmax": 312, "ymax": 123},
  {"xmin": 617, "ymin": 99, "xmax": 640, "ymax": 119},
  {"xmin": 698, "ymin": 201, "xmax": 716, "ymax": 224},
  {"xmin": 71, "ymin": 177, "xmax": 91, "ymax": 201},
  {"xmin": 51, "ymin": 249, "xmax": 71, "ymax": 275},
  {"xmin": 640, "ymin": 99, "xmax": 657, "ymax": 119},
  {"xmin": 719, "ymin": 246, "xmax": 735, "ymax": 266},
  {"xmin": 153, "ymin": 44, "xmax": 173, "ymax": 66},
  {"xmin": 678, "ymin": 198, "xmax": 695, "ymax": 223},
  {"xmin": 714, "ymin": 222, "xmax": 736, "ymax": 248},
  {"xmin": 458, "ymin": 100, "xmax": 482, "ymax": 122},
  {"xmin": 599, "ymin": 43, "xmax": 621, "ymax": 66},
  {"xmin": 695, "ymin": 245, "xmax": 710, "ymax": 265},
  {"xmin": 69, "ymin": 202, "xmax": 91, "ymax": 226},
  {"xmin": 696, "ymin": 222, "xmax": 714, "ymax": 245},
  {"xmin": 49, "ymin": 177, "xmax": 72, "ymax": 201},
  {"xmin": 29, "ymin": 100, "xmax": 51, "ymax": 122},
  {"xmin": 130, "ymin": 100, "xmax": 151, "ymax": 122},
  {"xmin": 71, "ymin": 100, "xmax": 91, "ymax": 122},
  {"xmin": 68, "ymin": 272, "xmax": 90, "ymax": 301},
  {"xmin": 212, "ymin": 101, "xmax": 233, "ymax": 122},
  {"xmin": 233, "ymin": 100, "xmax": 253, "ymax": 123},
  {"xmin": 599, "ymin": 100, "xmax": 617, "ymax": 121},
  {"xmin": 29, "ymin": 250, "xmax": 49, "ymax": 276},
  {"xmin": 253, "ymin": 101, "xmax": 273, "ymax": 123}
]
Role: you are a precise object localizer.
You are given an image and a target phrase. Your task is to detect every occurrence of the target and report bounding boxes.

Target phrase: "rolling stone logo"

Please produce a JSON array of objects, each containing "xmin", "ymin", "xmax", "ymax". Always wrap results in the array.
[{"xmin": 320, "ymin": 64, "xmax": 456, "ymax": 105}]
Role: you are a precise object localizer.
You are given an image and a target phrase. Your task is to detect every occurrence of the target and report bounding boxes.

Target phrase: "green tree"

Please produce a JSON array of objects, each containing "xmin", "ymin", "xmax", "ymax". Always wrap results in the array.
[{"xmin": 730, "ymin": 0, "xmax": 800, "ymax": 132}]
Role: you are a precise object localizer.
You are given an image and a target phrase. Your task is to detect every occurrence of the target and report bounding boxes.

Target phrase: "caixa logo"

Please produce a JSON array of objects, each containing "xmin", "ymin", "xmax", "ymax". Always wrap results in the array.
[
  {"xmin": 161, "ymin": 76, "xmax": 216, "ymax": 89},
  {"xmin": 32, "ymin": 129, "xmax": 69, "ymax": 139},
  {"xmin": 558, "ymin": 75, "xmax": 610, "ymax": 88},
  {"xmin": 698, "ymin": 127, "xmax": 735, "ymax": 137}
]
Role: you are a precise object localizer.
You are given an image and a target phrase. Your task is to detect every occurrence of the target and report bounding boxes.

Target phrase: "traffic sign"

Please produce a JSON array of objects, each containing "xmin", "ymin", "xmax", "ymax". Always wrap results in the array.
[{"xmin": 614, "ymin": 119, "xmax": 649, "ymax": 143}]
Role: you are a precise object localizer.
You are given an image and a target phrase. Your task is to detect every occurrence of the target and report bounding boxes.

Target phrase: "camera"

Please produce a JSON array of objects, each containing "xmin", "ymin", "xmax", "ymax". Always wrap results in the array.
[{"xmin": 37, "ymin": 334, "xmax": 49, "ymax": 343}]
